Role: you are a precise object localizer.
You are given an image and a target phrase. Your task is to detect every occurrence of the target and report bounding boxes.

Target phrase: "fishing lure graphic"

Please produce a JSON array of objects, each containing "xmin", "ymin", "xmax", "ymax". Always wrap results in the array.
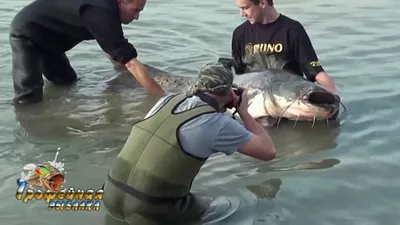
[{"xmin": 18, "ymin": 148, "xmax": 65, "ymax": 192}]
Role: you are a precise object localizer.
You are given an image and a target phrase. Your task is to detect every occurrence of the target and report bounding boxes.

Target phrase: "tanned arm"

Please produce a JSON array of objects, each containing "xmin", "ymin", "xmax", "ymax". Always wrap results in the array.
[
  {"xmin": 289, "ymin": 21, "xmax": 337, "ymax": 94},
  {"xmin": 315, "ymin": 71, "xmax": 337, "ymax": 94},
  {"xmin": 234, "ymin": 89, "xmax": 276, "ymax": 161},
  {"xmin": 81, "ymin": 6, "xmax": 165, "ymax": 97},
  {"xmin": 125, "ymin": 58, "xmax": 165, "ymax": 97}
]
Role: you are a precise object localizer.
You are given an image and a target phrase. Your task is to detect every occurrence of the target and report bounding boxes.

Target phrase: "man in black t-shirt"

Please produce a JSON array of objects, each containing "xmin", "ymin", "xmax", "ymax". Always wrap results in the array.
[
  {"xmin": 9, "ymin": 0, "xmax": 165, "ymax": 104},
  {"xmin": 231, "ymin": 0, "xmax": 337, "ymax": 94}
]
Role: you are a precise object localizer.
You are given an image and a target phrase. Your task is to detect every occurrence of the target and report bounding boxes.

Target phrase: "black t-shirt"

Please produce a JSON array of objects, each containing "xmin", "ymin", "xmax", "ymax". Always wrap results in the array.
[
  {"xmin": 10, "ymin": 0, "xmax": 137, "ymax": 64},
  {"xmin": 231, "ymin": 14, "xmax": 324, "ymax": 82}
]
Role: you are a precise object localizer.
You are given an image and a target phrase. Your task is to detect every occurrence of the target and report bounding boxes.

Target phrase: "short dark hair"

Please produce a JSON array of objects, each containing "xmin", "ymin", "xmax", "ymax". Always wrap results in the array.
[{"xmin": 250, "ymin": 0, "xmax": 274, "ymax": 6}]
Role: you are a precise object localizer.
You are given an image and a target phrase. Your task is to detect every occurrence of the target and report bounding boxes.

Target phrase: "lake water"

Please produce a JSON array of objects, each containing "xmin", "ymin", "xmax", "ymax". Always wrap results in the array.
[{"xmin": 1, "ymin": 0, "xmax": 400, "ymax": 224}]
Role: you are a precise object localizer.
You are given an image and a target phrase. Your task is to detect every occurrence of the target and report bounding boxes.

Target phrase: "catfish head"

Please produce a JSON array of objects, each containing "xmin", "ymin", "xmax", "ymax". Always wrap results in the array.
[{"xmin": 230, "ymin": 69, "xmax": 340, "ymax": 125}]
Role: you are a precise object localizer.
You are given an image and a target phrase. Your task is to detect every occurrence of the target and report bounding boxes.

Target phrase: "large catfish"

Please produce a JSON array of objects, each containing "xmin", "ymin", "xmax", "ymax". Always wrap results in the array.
[{"xmin": 109, "ymin": 57, "xmax": 343, "ymax": 127}]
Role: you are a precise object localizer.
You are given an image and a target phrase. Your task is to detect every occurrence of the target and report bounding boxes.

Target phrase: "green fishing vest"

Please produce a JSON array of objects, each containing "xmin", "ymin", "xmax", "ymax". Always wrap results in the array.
[{"xmin": 108, "ymin": 94, "xmax": 216, "ymax": 201}]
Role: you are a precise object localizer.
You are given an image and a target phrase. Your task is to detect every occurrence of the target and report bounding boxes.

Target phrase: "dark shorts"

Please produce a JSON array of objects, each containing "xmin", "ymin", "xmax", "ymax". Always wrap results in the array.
[{"xmin": 9, "ymin": 33, "xmax": 78, "ymax": 104}]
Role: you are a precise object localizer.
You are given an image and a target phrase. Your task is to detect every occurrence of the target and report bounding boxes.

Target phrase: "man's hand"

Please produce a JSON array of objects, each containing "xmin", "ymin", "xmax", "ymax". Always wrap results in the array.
[
  {"xmin": 125, "ymin": 58, "xmax": 166, "ymax": 97},
  {"xmin": 315, "ymin": 71, "xmax": 337, "ymax": 95},
  {"xmin": 233, "ymin": 87, "xmax": 276, "ymax": 161},
  {"xmin": 230, "ymin": 88, "xmax": 249, "ymax": 114}
]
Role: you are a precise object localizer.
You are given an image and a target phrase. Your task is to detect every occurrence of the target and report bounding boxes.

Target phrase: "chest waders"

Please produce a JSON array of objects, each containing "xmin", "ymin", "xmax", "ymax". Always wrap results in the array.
[{"xmin": 102, "ymin": 93, "xmax": 217, "ymax": 224}]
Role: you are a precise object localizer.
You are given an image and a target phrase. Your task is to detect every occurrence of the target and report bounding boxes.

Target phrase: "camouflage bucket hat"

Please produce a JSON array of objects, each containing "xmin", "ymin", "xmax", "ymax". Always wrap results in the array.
[{"xmin": 190, "ymin": 62, "xmax": 234, "ymax": 96}]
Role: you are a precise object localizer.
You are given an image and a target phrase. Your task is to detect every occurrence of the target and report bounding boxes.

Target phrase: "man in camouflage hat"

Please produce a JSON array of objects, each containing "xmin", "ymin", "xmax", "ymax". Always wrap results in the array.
[
  {"xmin": 102, "ymin": 62, "xmax": 276, "ymax": 224},
  {"xmin": 190, "ymin": 62, "xmax": 234, "ymax": 97}
]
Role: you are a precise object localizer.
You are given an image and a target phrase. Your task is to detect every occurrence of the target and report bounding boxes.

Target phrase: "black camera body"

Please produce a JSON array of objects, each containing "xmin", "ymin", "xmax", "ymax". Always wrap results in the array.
[
  {"xmin": 232, "ymin": 86, "xmax": 243, "ymax": 97},
  {"xmin": 231, "ymin": 83, "xmax": 244, "ymax": 97},
  {"xmin": 225, "ymin": 84, "xmax": 244, "ymax": 109}
]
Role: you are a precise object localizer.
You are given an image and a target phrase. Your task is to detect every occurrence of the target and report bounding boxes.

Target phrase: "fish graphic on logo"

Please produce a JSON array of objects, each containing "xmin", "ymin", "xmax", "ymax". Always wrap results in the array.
[{"xmin": 17, "ymin": 147, "xmax": 66, "ymax": 192}]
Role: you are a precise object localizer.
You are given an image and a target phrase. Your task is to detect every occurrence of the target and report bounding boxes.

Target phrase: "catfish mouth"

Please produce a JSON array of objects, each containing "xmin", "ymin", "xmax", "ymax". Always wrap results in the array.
[
  {"xmin": 307, "ymin": 91, "xmax": 337, "ymax": 105},
  {"xmin": 304, "ymin": 91, "xmax": 340, "ymax": 118}
]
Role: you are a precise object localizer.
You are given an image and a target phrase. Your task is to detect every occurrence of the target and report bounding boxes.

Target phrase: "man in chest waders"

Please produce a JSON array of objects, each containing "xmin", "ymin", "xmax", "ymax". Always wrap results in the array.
[
  {"xmin": 9, "ymin": 0, "xmax": 165, "ymax": 105},
  {"xmin": 102, "ymin": 63, "xmax": 277, "ymax": 224}
]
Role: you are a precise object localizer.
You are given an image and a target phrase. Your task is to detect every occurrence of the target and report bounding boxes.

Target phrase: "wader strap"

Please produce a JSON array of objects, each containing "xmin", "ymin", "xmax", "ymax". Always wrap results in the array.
[{"xmin": 107, "ymin": 174, "xmax": 186, "ymax": 204}]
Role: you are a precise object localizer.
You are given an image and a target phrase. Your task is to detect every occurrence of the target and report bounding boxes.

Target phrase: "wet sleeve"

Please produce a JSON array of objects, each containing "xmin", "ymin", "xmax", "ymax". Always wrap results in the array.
[
  {"xmin": 80, "ymin": 5, "xmax": 138, "ymax": 64},
  {"xmin": 288, "ymin": 22, "xmax": 324, "ymax": 82},
  {"xmin": 212, "ymin": 117, "xmax": 253, "ymax": 155},
  {"xmin": 231, "ymin": 29, "xmax": 246, "ymax": 74}
]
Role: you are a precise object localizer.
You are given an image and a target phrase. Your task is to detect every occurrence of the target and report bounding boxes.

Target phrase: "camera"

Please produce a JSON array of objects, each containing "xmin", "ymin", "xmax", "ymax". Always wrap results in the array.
[
  {"xmin": 231, "ymin": 84, "xmax": 244, "ymax": 97},
  {"xmin": 225, "ymin": 84, "xmax": 244, "ymax": 109},
  {"xmin": 232, "ymin": 87, "xmax": 243, "ymax": 97}
]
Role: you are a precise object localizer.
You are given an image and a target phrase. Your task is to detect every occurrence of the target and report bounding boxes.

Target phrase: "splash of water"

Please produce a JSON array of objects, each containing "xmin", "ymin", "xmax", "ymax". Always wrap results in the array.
[
  {"xmin": 47, "ymin": 147, "xmax": 65, "ymax": 173},
  {"xmin": 20, "ymin": 170, "xmax": 34, "ymax": 182}
]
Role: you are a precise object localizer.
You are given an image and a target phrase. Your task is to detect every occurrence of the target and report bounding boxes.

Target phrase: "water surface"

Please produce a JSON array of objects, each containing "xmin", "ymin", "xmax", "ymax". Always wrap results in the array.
[{"xmin": 0, "ymin": 0, "xmax": 399, "ymax": 224}]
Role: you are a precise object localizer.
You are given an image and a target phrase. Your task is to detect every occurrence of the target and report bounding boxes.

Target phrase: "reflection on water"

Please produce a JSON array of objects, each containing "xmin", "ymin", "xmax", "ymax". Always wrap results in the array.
[
  {"xmin": 246, "ymin": 178, "xmax": 282, "ymax": 199},
  {"xmin": 13, "ymin": 75, "xmax": 162, "ymax": 142},
  {"xmin": 266, "ymin": 158, "xmax": 341, "ymax": 172}
]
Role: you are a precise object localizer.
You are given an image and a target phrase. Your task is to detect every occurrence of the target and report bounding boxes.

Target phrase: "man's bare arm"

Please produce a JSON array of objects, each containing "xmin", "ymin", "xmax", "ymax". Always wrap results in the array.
[
  {"xmin": 315, "ymin": 71, "xmax": 337, "ymax": 94},
  {"xmin": 125, "ymin": 58, "xmax": 165, "ymax": 97}
]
